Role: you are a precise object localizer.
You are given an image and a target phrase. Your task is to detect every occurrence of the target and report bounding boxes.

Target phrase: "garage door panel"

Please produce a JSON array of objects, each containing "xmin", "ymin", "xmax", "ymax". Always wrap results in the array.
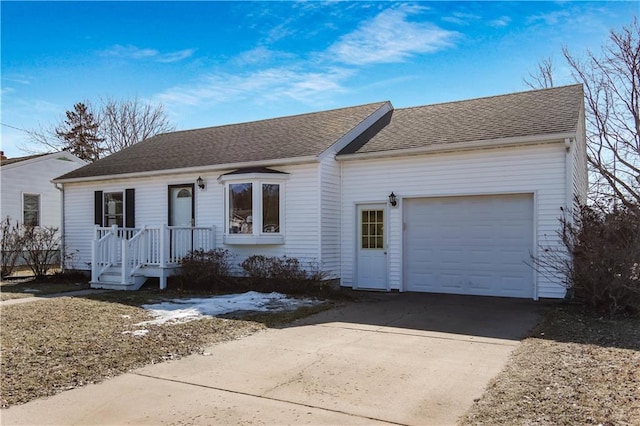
[{"xmin": 405, "ymin": 194, "xmax": 534, "ymax": 298}]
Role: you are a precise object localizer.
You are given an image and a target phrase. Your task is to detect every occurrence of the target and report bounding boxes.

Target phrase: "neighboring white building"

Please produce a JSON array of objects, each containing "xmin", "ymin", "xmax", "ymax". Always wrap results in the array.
[
  {"xmin": 1, "ymin": 151, "xmax": 87, "ymax": 228},
  {"xmin": 53, "ymin": 85, "xmax": 587, "ymax": 299}
]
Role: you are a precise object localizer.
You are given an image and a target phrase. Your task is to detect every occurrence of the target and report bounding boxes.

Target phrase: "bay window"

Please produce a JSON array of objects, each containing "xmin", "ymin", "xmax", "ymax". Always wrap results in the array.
[{"xmin": 219, "ymin": 169, "xmax": 288, "ymax": 244}]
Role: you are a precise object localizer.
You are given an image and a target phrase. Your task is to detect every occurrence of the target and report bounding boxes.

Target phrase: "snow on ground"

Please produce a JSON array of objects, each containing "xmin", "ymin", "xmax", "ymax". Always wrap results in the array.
[{"xmin": 135, "ymin": 291, "xmax": 318, "ymax": 326}]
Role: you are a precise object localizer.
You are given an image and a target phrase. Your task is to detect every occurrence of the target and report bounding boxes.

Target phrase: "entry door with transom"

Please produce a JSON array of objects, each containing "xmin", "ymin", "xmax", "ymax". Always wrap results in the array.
[
  {"xmin": 168, "ymin": 184, "xmax": 195, "ymax": 259},
  {"xmin": 356, "ymin": 204, "xmax": 387, "ymax": 290}
]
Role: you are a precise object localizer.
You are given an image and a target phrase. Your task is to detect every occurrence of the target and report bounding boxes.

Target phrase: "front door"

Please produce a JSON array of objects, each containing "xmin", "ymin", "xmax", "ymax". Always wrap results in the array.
[
  {"xmin": 168, "ymin": 185, "xmax": 195, "ymax": 259},
  {"xmin": 356, "ymin": 204, "xmax": 387, "ymax": 290},
  {"xmin": 169, "ymin": 185, "xmax": 194, "ymax": 227}
]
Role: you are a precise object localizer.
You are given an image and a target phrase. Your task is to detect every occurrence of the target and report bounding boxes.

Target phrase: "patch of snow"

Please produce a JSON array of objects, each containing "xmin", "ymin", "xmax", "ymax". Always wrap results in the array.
[
  {"xmin": 22, "ymin": 288, "xmax": 41, "ymax": 293},
  {"xmin": 120, "ymin": 315, "xmax": 131, "ymax": 319},
  {"xmin": 137, "ymin": 291, "xmax": 317, "ymax": 326},
  {"xmin": 122, "ymin": 329, "xmax": 149, "ymax": 337}
]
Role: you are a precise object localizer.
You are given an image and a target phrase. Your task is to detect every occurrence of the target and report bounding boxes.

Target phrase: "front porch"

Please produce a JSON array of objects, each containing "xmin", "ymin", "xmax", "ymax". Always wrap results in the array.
[{"xmin": 91, "ymin": 225, "xmax": 215, "ymax": 290}]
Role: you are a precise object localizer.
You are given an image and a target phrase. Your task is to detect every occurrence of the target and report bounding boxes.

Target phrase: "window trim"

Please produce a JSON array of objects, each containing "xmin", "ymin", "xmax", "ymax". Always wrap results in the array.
[
  {"xmin": 22, "ymin": 193, "xmax": 41, "ymax": 226},
  {"xmin": 219, "ymin": 173, "xmax": 289, "ymax": 245}
]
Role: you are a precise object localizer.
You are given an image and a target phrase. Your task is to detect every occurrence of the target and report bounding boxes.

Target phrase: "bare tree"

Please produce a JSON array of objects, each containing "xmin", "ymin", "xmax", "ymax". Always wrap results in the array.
[
  {"xmin": 98, "ymin": 97, "xmax": 175, "ymax": 155},
  {"xmin": 523, "ymin": 56, "xmax": 555, "ymax": 89},
  {"xmin": 563, "ymin": 19, "xmax": 639, "ymax": 210},
  {"xmin": 24, "ymin": 98, "xmax": 174, "ymax": 162}
]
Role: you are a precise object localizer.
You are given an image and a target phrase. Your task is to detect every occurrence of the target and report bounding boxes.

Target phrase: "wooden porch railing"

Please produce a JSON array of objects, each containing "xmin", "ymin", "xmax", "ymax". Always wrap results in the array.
[{"xmin": 91, "ymin": 224, "xmax": 216, "ymax": 287}]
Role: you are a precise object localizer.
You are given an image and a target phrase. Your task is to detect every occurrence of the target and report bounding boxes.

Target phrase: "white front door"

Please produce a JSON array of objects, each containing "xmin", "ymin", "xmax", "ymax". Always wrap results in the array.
[
  {"xmin": 169, "ymin": 185, "xmax": 194, "ymax": 259},
  {"xmin": 356, "ymin": 204, "xmax": 387, "ymax": 290},
  {"xmin": 169, "ymin": 185, "xmax": 194, "ymax": 227}
]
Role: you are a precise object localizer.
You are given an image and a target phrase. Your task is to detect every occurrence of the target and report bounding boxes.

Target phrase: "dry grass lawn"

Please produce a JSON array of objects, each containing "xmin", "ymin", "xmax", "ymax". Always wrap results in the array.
[
  {"xmin": 461, "ymin": 307, "xmax": 640, "ymax": 425},
  {"xmin": 0, "ymin": 291, "xmax": 330, "ymax": 408}
]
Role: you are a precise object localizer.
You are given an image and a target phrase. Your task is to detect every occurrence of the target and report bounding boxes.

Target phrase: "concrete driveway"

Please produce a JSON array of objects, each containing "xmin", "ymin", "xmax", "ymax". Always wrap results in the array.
[{"xmin": 1, "ymin": 293, "xmax": 544, "ymax": 426}]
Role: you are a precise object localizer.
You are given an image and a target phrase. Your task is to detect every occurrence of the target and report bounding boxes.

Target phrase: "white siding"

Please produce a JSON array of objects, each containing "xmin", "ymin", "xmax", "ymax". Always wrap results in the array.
[
  {"xmin": 62, "ymin": 163, "xmax": 322, "ymax": 273},
  {"xmin": 1, "ymin": 155, "xmax": 85, "ymax": 229},
  {"xmin": 318, "ymin": 155, "xmax": 342, "ymax": 278},
  {"xmin": 340, "ymin": 142, "xmax": 568, "ymax": 299}
]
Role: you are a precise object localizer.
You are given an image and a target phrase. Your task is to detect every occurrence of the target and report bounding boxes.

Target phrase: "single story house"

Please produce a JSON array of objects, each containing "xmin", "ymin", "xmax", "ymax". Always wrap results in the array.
[
  {"xmin": 1, "ymin": 151, "xmax": 87, "ymax": 228},
  {"xmin": 53, "ymin": 84, "xmax": 586, "ymax": 299}
]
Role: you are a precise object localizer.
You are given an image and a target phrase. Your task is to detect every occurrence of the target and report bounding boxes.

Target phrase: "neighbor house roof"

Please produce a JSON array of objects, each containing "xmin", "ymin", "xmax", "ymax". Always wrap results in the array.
[
  {"xmin": 339, "ymin": 84, "xmax": 584, "ymax": 155},
  {"xmin": 0, "ymin": 153, "xmax": 48, "ymax": 167},
  {"xmin": 56, "ymin": 101, "xmax": 389, "ymax": 181},
  {"xmin": 1, "ymin": 151, "xmax": 86, "ymax": 169}
]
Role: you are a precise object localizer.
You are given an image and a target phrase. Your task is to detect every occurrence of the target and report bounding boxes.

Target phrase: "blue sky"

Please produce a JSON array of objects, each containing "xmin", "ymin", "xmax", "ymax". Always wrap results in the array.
[{"xmin": 1, "ymin": 1, "xmax": 637, "ymax": 157}]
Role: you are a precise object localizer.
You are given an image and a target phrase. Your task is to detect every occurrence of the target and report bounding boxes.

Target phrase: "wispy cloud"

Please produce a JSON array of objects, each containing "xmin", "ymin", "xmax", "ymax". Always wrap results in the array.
[
  {"xmin": 2, "ymin": 76, "xmax": 32, "ymax": 85},
  {"xmin": 489, "ymin": 16, "xmax": 511, "ymax": 28},
  {"xmin": 327, "ymin": 4, "xmax": 458, "ymax": 65},
  {"xmin": 442, "ymin": 12, "xmax": 481, "ymax": 26},
  {"xmin": 155, "ymin": 66, "xmax": 354, "ymax": 107},
  {"xmin": 101, "ymin": 45, "xmax": 195, "ymax": 63},
  {"xmin": 232, "ymin": 47, "xmax": 295, "ymax": 66},
  {"xmin": 527, "ymin": 10, "xmax": 571, "ymax": 25}
]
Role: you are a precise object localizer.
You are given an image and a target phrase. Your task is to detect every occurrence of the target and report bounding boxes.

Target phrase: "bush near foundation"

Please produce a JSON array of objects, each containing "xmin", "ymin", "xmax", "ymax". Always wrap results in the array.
[
  {"xmin": 240, "ymin": 255, "xmax": 331, "ymax": 295},
  {"xmin": 177, "ymin": 249, "xmax": 234, "ymax": 292},
  {"xmin": 536, "ymin": 203, "xmax": 640, "ymax": 315}
]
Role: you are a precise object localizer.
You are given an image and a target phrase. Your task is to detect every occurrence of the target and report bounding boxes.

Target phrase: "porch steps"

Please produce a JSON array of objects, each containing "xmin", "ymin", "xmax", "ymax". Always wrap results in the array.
[{"xmin": 90, "ymin": 265, "xmax": 148, "ymax": 291}]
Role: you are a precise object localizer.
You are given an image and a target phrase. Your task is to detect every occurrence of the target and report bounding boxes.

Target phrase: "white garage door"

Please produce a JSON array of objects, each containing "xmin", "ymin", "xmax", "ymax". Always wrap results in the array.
[{"xmin": 404, "ymin": 194, "xmax": 534, "ymax": 298}]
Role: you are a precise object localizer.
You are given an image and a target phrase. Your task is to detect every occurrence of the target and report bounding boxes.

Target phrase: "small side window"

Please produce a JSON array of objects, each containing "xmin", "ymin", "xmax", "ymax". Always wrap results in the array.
[{"xmin": 23, "ymin": 194, "xmax": 40, "ymax": 226}]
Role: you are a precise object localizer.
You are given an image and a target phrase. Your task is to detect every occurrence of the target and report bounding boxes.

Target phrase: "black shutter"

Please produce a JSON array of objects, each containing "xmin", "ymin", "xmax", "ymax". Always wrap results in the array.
[
  {"xmin": 94, "ymin": 191, "xmax": 103, "ymax": 226},
  {"xmin": 125, "ymin": 188, "xmax": 135, "ymax": 228}
]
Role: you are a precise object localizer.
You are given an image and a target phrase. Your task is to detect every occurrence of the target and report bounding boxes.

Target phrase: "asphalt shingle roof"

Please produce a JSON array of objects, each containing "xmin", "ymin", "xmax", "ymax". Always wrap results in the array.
[
  {"xmin": 340, "ymin": 84, "xmax": 583, "ymax": 155},
  {"xmin": 56, "ymin": 85, "xmax": 583, "ymax": 181},
  {"xmin": 57, "ymin": 101, "xmax": 388, "ymax": 180}
]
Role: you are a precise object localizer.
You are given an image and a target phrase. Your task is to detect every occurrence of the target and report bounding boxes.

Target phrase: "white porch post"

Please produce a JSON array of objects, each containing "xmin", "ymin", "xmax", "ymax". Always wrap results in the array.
[
  {"xmin": 210, "ymin": 225, "xmax": 215, "ymax": 250},
  {"xmin": 109, "ymin": 224, "xmax": 118, "ymax": 264},
  {"xmin": 159, "ymin": 224, "xmax": 167, "ymax": 268},
  {"xmin": 121, "ymin": 239, "xmax": 129, "ymax": 285},
  {"xmin": 91, "ymin": 225, "xmax": 99, "ymax": 283}
]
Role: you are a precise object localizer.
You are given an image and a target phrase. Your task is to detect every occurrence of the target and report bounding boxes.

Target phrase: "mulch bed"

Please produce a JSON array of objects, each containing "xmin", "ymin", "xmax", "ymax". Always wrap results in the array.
[{"xmin": 460, "ymin": 306, "xmax": 640, "ymax": 425}]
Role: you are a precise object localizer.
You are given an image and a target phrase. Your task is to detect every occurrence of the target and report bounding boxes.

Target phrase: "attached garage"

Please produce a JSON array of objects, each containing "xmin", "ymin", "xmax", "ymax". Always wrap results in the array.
[{"xmin": 403, "ymin": 194, "xmax": 534, "ymax": 298}]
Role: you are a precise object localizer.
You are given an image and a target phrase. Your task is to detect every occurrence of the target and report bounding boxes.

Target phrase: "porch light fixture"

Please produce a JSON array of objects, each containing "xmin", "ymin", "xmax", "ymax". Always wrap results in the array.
[
  {"xmin": 197, "ymin": 176, "xmax": 205, "ymax": 190},
  {"xmin": 388, "ymin": 192, "xmax": 397, "ymax": 207}
]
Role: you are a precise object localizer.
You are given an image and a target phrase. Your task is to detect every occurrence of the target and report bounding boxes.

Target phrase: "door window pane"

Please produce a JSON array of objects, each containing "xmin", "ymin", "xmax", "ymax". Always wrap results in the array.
[
  {"xmin": 23, "ymin": 194, "xmax": 40, "ymax": 226},
  {"xmin": 361, "ymin": 209, "xmax": 384, "ymax": 249},
  {"xmin": 104, "ymin": 192, "xmax": 123, "ymax": 227},
  {"xmin": 229, "ymin": 183, "xmax": 252, "ymax": 234}
]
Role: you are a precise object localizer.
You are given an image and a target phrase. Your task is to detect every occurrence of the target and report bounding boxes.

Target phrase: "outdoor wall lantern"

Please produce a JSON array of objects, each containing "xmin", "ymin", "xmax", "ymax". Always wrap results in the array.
[
  {"xmin": 197, "ymin": 176, "xmax": 205, "ymax": 190},
  {"xmin": 388, "ymin": 192, "xmax": 397, "ymax": 207}
]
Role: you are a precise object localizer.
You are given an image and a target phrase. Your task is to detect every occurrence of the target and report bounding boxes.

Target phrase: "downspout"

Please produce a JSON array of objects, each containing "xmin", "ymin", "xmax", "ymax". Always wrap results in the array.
[
  {"xmin": 564, "ymin": 138, "xmax": 573, "ymax": 225},
  {"xmin": 54, "ymin": 182, "xmax": 65, "ymax": 272}
]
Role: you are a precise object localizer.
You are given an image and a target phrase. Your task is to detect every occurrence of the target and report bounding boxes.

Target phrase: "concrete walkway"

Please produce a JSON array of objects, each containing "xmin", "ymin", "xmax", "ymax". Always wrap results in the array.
[{"xmin": 0, "ymin": 293, "xmax": 544, "ymax": 426}]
